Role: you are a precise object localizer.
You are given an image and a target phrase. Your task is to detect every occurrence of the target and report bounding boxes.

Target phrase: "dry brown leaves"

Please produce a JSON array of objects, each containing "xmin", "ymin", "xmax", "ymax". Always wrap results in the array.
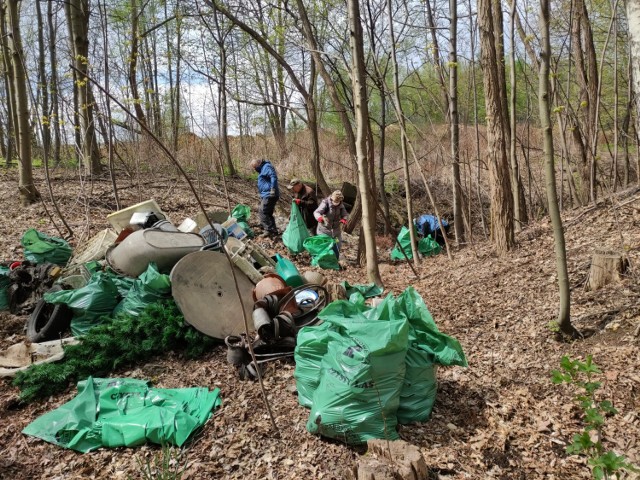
[{"xmin": 1, "ymin": 170, "xmax": 639, "ymax": 479}]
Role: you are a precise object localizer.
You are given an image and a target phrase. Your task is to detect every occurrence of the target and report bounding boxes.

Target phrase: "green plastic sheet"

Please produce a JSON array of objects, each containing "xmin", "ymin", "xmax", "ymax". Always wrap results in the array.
[
  {"xmin": 21, "ymin": 229, "xmax": 72, "ymax": 266},
  {"xmin": 390, "ymin": 226, "xmax": 441, "ymax": 261},
  {"xmin": 295, "ymin": 287, "xmax": 467, "ymax": 442},
  {"xmin": 303, "ymin": 235, "xmax": 340, "ymax": 270},
  {"xmin": 340, "ymin": 281, "xmax": 384, "ymax": 300},
  {"xmin": 113, "ymin": 263, "xmax": 171, "ymax": 317},
  {"xmin": 45, "ymin": 272, "xmax": 121, "ymax": 336},
  {"xmin": 231, "ymin": 204, "xmax": 254, "ymax": 238},
  {"xmin": 282, "ymin": 202, "xmax": 311, "ymax": 254},
  {"xmin": 0, "ymin": 266, "xmax": 10, "ymax": 311},
  {"xmin": 22, "ymin": 377, "xmax": 222, "ymax": 452}
]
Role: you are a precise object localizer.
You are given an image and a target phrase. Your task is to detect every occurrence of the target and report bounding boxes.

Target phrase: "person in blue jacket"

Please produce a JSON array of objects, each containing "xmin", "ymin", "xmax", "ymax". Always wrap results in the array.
[
  {"xmin": 250, "ymin": 158, "xmax": 280, "ymax": 237},
  {"xmin": 414, "ymin": 214, "xmax": 450, "ymax": 246}
]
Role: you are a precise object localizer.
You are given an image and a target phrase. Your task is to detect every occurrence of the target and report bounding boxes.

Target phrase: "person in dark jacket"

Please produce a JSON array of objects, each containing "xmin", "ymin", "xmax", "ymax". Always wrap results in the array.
[
  {"xmin": 314, "ymin": 190, "xmax": 349, "ymax": 259},
  {"xmin": 414, "ymin": 214, "xmax": 450, "ymax": 246},
  {"xmin": 286, "ymin": 178, "xmax": 318, "ymax": 234},
  {"xmin": 250, "ymin": 158, "xmax": 280, "ymax": 237}
]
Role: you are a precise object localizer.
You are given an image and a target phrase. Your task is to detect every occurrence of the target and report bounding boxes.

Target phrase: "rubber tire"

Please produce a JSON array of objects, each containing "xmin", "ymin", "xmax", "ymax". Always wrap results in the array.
[{"xmin": 26, "ymin": 286, "xmax": 72, "ymax": 343}]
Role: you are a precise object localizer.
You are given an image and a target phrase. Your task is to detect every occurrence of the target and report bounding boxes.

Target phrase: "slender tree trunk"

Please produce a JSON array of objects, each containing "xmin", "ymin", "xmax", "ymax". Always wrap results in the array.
[
  {"xmin": 509, "ymin": 0, "xmax": 522, "ymax": 231},
  {"xmin": 449, "ymin": 0, "xmax": 464, "ymax": 244},
  {"xmin": 539, "ymin": 0, "xmax": 576, "ymax": 336},
  {"xmin": 47, "ymin": 0, "xmax": 61, "ymax": 166},
  {"xmin": 0, "ymin": 5, "xmax": 16, "ymax": 168},
  {"xmin": 36, "ymin": 0, "xmax": 50, "ymax": 163},
  {"xmin": 128, "ymin": 0, "xmax": 147, "ymax": 129},
  {"xmin": 5, "ymin": 0, "xmax": 38, "ymax": 204},
  {"xmin": 387, "ymin": 0, "xmax": 419, "ymax": 265},
  {"xmin": 478, "ymin": 0, "xmax": 515, "ymax": 253},
  {"xmin": 348, "ymin": 0, "xmax": 382, "ymax": 286},
  {"xmin": 68, "ymin": 0, "xmax": 102, "ymax": 174}
]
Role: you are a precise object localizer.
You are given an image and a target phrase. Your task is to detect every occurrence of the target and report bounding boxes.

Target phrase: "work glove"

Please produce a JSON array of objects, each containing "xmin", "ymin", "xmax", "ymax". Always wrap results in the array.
[
  {"xmin": 340, "ymin": 218, "xmax": 347, "ymax": 226},
  {"xmin": 269, "ymin": 188, "xmax": 276, "ymax": 198},
  {"xmin": 317, "ymin": 216, "xmax": 325, "ymax": 224},
  {"xmin": 294, "ymin": 198, "xmax": 301, "ymax": 205}
]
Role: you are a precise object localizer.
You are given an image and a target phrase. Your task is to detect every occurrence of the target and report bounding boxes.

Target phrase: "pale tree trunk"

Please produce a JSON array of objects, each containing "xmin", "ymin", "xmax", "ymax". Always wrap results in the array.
[
  {"xmin": 625, "ymin": 0, "xmax": 640, "ymax": 186},
  {"xmin": 5, "ymin": 0, "xmax": 38, "ymax": 204},
  {"xmin": 212, "ymin": 4, "xmax": 235, "ymax": 175},
  {"xmin": 509, "ymin": 0, "xmax": 522, "ymax": 231},
  {"xmin": 36, "ymin": 0, "xmax": 50, "ymax": 162},
  {"xmin": 478, "ymin": 0, "xmax": 514, "ymax": 253},
  {"xmin": 47, "ymin": 0, "xmax": 61, "ymax": 166},
  {"xmin": 0, "ymin": 4, "xmax": 16, "ymax": 168},
  {"xmin": 387, "ymin": 0, "xmax": 419, "ymax": 265},
  {"xmin": 449, "ymin": 0, "xmax": 465, "ymax": 244},
  {"xmin": 539, "ymin": 0, "xmax": 576, "ymax": 337},
  {"xmin": 128, "ymin": 0, "xmax": 147, "ymax": 129},
  {"xmin": 67, "ymin": 0, "xmax": 102, "ymax": 175},
  {"xmin": 348, "ymin": 0, "xmax": 382, "ymax": 286}
]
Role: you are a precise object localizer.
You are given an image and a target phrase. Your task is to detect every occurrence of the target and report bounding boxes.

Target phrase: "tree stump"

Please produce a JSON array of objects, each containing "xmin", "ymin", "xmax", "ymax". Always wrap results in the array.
[
  {"xmin": 349, "ymin": 439, "xmax": 429, "ymax": 480},
  {"xmin": 327, "ymin": 282, "xmax": 347, "ymax": 302},
  {"xmin": 586, "ymin": 248, "xmax": 627, "ymax": 291}
]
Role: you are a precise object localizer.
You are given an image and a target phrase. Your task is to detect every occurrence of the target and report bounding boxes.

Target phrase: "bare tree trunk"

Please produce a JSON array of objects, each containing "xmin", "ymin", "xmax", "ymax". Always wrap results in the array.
[
  {"xmin": 348, "ymin": 0, "xmax": 382, "ymax": 286},
  {"xmin": 387, "ymin": 0, "xmax": 419, "ymax": 265},
  {"xmin": 67, "ymin": 0, "xmax": 102, "ymax": 175},
  {"xmin": 478, "ymin": 0, "xmax": 515, "ymax": 253},
  {"xmin": 47, "ymin": 0, "xmax": 61, "ymax": 166},
  {"xmin": 509, "ymin": 0, "xmax": 523, "ymax": 231},
  {"xmin": 449, "ymin": 0, "xmax": 465, "ymax": 244},
  {"xmin": 36, "ymin": 0, "xmax": 50, "ymax": 163},
  {"xmin": 539, "ymin": 0, "xmax": 576, "ymax": 337},
  {"xmin": 128, "ymin": 0, "xmax": 147, "ymax": 129},
  {"xmin": 5, "ymin": 0, "xmax": 38, "ymax": 204},
  {"xmin": 0, "ymin": 4, "xmax": 16, "ymax": 168}
]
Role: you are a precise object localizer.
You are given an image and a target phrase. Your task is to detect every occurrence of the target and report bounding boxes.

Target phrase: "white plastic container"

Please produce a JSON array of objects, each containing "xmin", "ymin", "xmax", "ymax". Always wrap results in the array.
[
  {"xmin": 222, "ymin": 217, "xmax": 247, "ymax": 240},
  {"xmin": 178, "ymin": 218, "xmax": 198, "ymax": 233},
  {"xmin": 106, "ymin": 199, "xmax": 168, "ymax": 233}
]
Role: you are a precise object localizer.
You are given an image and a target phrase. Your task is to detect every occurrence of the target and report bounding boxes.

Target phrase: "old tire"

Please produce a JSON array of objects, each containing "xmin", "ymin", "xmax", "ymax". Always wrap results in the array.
[{"xmin": 26, "ymin": 286, "xmax": 72, "ymax": 342}]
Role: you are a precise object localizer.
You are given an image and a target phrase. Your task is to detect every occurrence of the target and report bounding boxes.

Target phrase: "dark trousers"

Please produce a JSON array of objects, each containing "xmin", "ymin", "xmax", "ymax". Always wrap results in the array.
[{"xmin": 259, "ymin": 196, "xmax": 278, "ymax": 234}]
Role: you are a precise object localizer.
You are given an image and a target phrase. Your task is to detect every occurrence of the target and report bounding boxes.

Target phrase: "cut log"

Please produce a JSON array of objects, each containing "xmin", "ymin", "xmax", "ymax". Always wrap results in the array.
[
  {"xmin": 349, "ymin": 439, "xmax": 429, "ymax": 480},
  {"xmin": 586, "ymin": 249, "xmax": 627, "ymax": 291}
]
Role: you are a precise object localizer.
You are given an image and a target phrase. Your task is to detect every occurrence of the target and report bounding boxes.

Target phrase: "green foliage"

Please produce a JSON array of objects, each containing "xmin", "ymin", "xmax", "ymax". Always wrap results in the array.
[
  {"xmin": 134, "ymin": 443, "xmax": 188, "ymax": 480},
  {"xmin": 13, "ymin": 301, "xmax": 217, "ymax": 402},
  {"xmin": 551, "ymin": 355, "xmax": 638, "ymax": 479}
]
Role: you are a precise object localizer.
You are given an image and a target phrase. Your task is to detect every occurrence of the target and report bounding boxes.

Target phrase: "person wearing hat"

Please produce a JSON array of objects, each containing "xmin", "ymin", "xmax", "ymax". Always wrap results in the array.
[
  {"xmin": 314, "ymin": 190, "xmax": 349, "ymax": 259},
  {"xmin": 287, "ymin": 178, "xmax": 319, "ymax": 234},
  {"xmin": 249, "ymin": 158, "xmax": 280, "ymax": 238}
]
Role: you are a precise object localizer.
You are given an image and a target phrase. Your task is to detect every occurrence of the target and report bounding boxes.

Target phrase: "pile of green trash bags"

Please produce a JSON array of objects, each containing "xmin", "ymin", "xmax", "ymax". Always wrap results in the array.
[
  {"xmin": 282, "ymin": 202, "xmax": 310, "ymax": 254},
  {"xmin": 22, "ymin": 376, "xmax": 221, "ymax": 452},
  {"xmin": 230, "ymin": 204, "xmax": 254, "ymax": 238},
  {"xmin": 44, "ymin": 263, "xmax": 171, "ymax": 336},
  {"xmin": 21, "ymin": 229, "xmax": 72, "ymax": 266},
  {"xmin": 303, "ymin": 235, "xmax": 340, "ymax": 270},
  {"xmin": 0, "ymin": 266, "xmax": 10, "ymax": 310},
  {"xmin": 390, "ymin": 226, "xmax": 441, "ymax": 260},
  {"xmin": 294, "ymin": 287, "xmax": 467, "ymax": 445}
]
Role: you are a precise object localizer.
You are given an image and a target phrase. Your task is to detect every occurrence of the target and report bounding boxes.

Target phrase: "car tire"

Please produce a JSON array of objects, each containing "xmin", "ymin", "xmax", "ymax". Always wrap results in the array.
[{"xmin": 26, "ymin": 285, "xmax": 72, "ymax": 342}]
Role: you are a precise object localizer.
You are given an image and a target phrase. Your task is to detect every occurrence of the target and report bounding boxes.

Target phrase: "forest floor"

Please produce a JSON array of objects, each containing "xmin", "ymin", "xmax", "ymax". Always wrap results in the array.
[{"xmin": 0, "ymin": 169, "xmax": 639, "ymax": 479}]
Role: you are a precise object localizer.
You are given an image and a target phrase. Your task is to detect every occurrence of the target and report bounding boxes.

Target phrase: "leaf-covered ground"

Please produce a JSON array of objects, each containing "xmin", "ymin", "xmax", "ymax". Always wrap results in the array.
[{"xmin": 0, "ymin": 169, "xmax": 639, "ymax": 479}]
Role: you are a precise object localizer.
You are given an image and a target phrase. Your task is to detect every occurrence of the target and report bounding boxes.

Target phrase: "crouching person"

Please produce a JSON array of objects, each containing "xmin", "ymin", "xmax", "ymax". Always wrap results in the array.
[{"xmin": 314, "ymin": 190, "xmax": 348, "ymax": 260}]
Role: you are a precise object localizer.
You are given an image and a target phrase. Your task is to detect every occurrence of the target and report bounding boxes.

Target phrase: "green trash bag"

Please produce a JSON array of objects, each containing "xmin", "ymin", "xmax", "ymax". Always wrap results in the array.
[
  {"xmin": 306, "ymin": 318, "xmax": 409, "ymax": 445},
  {"xmin": 294, "ymin": 323, "xmax": 331, "ymax": 408},
  {"xmin": 303, "ymin": 235, "xmax": 340, "ymax": 270},
  {"xmin": 390, "ymin": 226, "xmax": 441, "ymax": 260},
  {"xmin": 340, "ymin": 281, "xmax": 383, "ymax": 300},
  {"xmin": 0, "ymin": 266, "xmax": 11, "ymax": 311},
  {"xmin": 45, "ymin": 272, "xmax": 121, "ymax": 336},
  {"xmin": 231, "ymin": 204, "xmax": 254, "ymax": 238},
  {"xmin": 21, "ymin": 229, "xmax": 72, "ymax": 266},
  {"xmin": 22, "ymin": 376, "xmax": 222, "ymax": 452},
  {"xmin": 282, "ymin": 202, "xmax": 310, "ymax": 254},
  {"xmin": 113, "ymin": 263, "xmax": 171, "ymax": 317}
]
